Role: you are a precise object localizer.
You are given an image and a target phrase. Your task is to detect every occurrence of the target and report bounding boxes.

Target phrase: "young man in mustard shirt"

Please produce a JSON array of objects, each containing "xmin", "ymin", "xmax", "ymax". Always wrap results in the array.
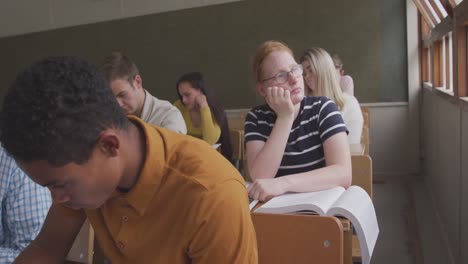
[{"xmin": 0, "ymin": 56, "xmax": 257, "ymax": 263}]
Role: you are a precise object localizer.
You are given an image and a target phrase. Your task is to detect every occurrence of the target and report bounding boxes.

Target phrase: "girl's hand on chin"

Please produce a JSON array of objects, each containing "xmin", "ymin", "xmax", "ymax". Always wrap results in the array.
[{"xmin": 265, "ymin": 86, "xmax": 295, "ymax": 119}]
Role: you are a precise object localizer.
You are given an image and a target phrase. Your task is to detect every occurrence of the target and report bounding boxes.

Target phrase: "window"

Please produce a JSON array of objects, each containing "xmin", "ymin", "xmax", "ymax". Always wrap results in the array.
[{"xmin": 413, "ymin": 0, "xmax": 467, "ymax": 97}]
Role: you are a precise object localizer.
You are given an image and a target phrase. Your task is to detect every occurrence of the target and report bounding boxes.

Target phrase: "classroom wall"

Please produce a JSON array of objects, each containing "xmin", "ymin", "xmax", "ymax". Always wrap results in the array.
[
  {"xmin": 378, "ymin": 0, "xmax": 408, "ymax": 102},
  {"xmin": 0, "ymin": 0, "xmax": 244, "ymax": 38},
  {"xmin": 421, "ymin": 88, "xmax": 468, "ymax": 264},
  {"xmin": 462, "ymin": 107, "xmax": 468, "ymax": 264},
  {"xmin": 357, "ymin": 0, "xmax": 419, "ymax": 176},
  {"xmin": 0, "ymin": 0, "xmax": 407, "ymax": 106},
  {"xmin": 363, "ymin": 103, "xmax": 419, "ymax": 175},
  {"xmin": 0, "ymin": 0, "xmax": 414, "ymax": 176}
]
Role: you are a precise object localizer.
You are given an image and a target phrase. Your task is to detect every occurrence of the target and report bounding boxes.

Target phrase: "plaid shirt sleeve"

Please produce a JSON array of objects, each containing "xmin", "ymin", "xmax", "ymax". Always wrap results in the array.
[{"xmin": 0, "ymin": 150, "xmax": 52, "ymax": 264}]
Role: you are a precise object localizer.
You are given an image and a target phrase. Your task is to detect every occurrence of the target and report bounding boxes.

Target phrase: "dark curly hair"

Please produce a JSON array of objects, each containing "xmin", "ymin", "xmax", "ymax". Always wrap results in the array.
[
  {"xmin": 176, "ymin": 72, "xmax": 233, "ymax": 163},
  {"xmin": 0, "ymin": 56, "xmax": 129, "ymax": 166}
]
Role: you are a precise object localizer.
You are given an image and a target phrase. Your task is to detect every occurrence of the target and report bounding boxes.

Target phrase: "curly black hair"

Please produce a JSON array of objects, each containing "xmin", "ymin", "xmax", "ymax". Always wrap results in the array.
[{"xmin": 0, "ymin": 56, "xmax": 129, "ymax": 166}]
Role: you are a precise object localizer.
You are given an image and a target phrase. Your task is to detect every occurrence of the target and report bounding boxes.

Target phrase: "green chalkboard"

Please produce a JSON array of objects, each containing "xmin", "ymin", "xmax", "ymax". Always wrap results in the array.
[{"xmin": 0, "ymin": 0, "xmax": 407, "ymax": 108}]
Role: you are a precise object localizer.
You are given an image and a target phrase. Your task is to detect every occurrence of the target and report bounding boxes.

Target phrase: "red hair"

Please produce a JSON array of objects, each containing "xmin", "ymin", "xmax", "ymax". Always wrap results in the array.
[{"xmin": 252, "ymin": 40, "xmax": 293, "ymax": 82}]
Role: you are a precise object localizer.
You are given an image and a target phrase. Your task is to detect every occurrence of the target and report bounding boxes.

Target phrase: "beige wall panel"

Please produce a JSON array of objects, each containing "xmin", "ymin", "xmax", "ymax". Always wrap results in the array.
[
  {"xmin": 121, "ymin": 0, "xmax": 244, "ymax": 17},
  {"xmin": 422, "ymin": 89, "xmax": 461, "ymax": 263},
  {"xmin": 434, "ymin": 97, "xmax": 460, "ymax": 263},
  {"xmin": 122, "ymin": 0, "xmax": 202, "ymax": 17},
  {"xmin": 0, "ymin": 0, "xmax": 51, "ymax": 38},
  {"xmin": 202, "ymin": 0, "xmax": 243, "ymax": 5},
  {"xmin": 461, "ymin": 107, "xmax": 468, "ymax": 264},
  {"xmin": 365, "ymin": 103, "xmax": 419, "ymax": 175},
  {"xmin": 52, "ymin": 0, "xmax": 121, "ymax": 28}
]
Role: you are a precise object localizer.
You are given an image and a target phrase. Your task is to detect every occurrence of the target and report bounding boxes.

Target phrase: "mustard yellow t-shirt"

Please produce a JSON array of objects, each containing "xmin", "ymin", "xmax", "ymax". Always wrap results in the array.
[
  {"xmin": 61, "ymin": 116, "xmax": 257, "ymax": 263},
  {"xmin": 174, "ymin": 100, "xmax": 221, "ymax": 145}
]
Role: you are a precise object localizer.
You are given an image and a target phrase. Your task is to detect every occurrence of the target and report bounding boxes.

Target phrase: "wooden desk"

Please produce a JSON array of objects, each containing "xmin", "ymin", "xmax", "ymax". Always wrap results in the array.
[
  {"xmin": 252, "ymin": 213, "xmax": 346, "ymax": 264},
  {"xmin": 251, "ymin": 201, "xmax": 353, "ymax": 264}
]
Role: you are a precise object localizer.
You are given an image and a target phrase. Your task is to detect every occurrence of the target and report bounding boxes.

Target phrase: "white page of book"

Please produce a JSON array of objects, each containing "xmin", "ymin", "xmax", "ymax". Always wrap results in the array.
[
  {"xmin": 256, "ymin": 186, "xmax": 345, "ymax": 215},
  {"xmin": 249, "ymin": 199, "xmax": 259, "ymax": 210},
  {"xmin": 212, "ymin": 143, "xmax": 221, "ymax": 149},
  {"xmin": 327, "ymin": 186, "xmax": 379, "ymax": 264}
]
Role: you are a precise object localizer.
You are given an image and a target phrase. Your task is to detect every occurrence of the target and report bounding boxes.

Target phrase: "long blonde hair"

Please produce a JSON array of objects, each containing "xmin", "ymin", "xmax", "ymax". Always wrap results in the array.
[{"xmin": 300, "ymin": 47, "xmax": 345, "ymax": 110}]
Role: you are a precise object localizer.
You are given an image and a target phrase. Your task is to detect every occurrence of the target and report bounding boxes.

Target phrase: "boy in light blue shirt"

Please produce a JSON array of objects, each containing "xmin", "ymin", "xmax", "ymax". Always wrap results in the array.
[{"xmin": 0, "ymin": 146, "xmax": 51, "ymax": 263}]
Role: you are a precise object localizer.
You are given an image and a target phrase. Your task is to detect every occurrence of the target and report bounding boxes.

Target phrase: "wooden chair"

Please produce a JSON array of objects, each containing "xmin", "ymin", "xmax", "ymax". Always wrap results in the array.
[
  {"xmin": 252, "ymin": 213, "xmax": 344, "ymax": 264},
  {"xmin": 242, "ymin": 157, "xmax": 252, "ymax": 182},
  {"xmin": 360, "ymin": 107, "xmax": 370, "ymax": 155},
  {"xmin": 360, "ymin": 106, "xmax": 370, "ymax": 128},
  {"xmin": 361, "ymin": 127, "xmax": 370, "ymax": 155},
  {"xmin": 227, "ymin": 110, "xmax": 249, "ymax": 130},
  {"xmin": 229, "ymin": 129, "xmax": 244, "ymax": 170},
  {"xmin": 351, "ymin": 155, "xmax": 373, "ymax": 198}
]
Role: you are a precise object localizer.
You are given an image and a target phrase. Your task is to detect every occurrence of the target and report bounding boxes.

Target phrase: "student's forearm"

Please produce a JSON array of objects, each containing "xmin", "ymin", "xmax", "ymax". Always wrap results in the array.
[
  {"xmin": 200, "ymin": 106, "xmax": 221, "ymax": 144},
  {"xmin": 278, "ymin": 164, "xmax": 352, "ymax": 193},
  {"xmin": 201, "ymin": 124, "xmax": 221, "ymax": 145},
  {"xmin": 249, "ymin": 116, "xmax": 294, "ymax": 179},
  {"xmin": 13, "ymin": 241, "xmax": 64, "ymax": 264}
]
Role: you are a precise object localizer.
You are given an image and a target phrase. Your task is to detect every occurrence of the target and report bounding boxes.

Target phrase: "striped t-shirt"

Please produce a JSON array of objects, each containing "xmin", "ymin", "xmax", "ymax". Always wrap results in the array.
[{"xmin": 244, "ymin": 96, "xmax": 347, "ymax": 177}]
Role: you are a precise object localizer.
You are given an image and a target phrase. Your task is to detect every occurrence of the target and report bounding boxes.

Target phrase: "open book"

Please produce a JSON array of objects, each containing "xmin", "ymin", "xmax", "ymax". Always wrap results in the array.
[
  {"xmin": 254, "ymin": 186, "xmax": 379, "ymax": 264},
  {"xmin": 245, "ymin": 181, "xmax": 260, "ymax": 210}
]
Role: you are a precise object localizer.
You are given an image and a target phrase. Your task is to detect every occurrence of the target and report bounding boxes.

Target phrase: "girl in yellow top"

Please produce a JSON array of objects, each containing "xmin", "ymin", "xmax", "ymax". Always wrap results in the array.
[{"xmin": 174, "ymin": 72, "xmax": 232, "ymax": 162}]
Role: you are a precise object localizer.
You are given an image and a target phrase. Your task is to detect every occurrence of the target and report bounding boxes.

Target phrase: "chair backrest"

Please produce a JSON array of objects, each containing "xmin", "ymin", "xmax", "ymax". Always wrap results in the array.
[
  {"xmin": 360, "ymin": 106, "xmax": 370, "ymax": 155},
  {"xmin": 229, "ymin": 129, "xmax": 243, "ymax": 169},
  {"xmin": 351, "ymin": 155, "xmax": 373, "ymax": 198},
  {"xmin": 252, "ymin": 213, "xmax": 344, "ymax": 264},
  {"xmin": 227, "ymin": 110, "xmax": 249, "ymax": 130},
  {"xmin": 360, "ymin": 106, "xmax": 370, "ymax": 128},
  {"xmin": 361, "ymin": 127, "xmax": 370, "ymax": 155}
]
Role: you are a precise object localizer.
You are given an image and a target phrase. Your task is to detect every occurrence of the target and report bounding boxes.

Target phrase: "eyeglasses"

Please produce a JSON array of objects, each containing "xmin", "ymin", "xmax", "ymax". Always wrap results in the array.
[{"xmin": 261, "ymin": 64, "xmax": 303, "ymax": 84}]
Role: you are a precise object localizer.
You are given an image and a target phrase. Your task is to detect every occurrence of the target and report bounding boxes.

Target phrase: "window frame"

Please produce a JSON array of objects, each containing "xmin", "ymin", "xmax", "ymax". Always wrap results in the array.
[{"xmin": 414, "ymin": 0, "xmax": 468, "ymax": 98}]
